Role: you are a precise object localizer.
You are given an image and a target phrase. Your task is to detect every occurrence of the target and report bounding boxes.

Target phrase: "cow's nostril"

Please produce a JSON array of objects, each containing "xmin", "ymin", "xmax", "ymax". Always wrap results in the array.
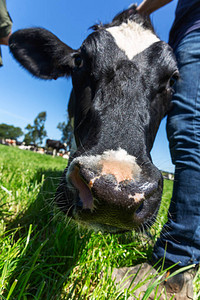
[
  {"xmin": 135, "ymin": 202, "xmax": 144, "ymax": 214},
  {"xmin": 76, "ymin": 198, "xmax": 83, "ymax": 209},
  {"xmin": 69, "ymin": 166, "xmax": 94, "ymax": 210}
]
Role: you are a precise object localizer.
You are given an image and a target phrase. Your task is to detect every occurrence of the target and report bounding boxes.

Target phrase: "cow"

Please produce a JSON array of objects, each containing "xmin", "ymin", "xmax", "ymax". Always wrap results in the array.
[
  {"xmin": 46, "ymin": 139, "xmax": 67, "ymax": 156},
  {"xmin": 4, "ymin": 139, "xmax": 17, "ymax": 146},
  {"xmin": 9, "ymin": 5, "xmax": 178, "ymax": 233}
]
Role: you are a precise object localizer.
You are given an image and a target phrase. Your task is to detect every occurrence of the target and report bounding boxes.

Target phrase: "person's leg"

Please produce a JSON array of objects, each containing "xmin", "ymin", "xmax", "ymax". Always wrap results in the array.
[
  {"xmin": 153, "ymin": 29, "xmax": 200, "ymax": 268},
  {"xmin": 112, "ymin": 30, "xmax": 200, "ymax": 300}
]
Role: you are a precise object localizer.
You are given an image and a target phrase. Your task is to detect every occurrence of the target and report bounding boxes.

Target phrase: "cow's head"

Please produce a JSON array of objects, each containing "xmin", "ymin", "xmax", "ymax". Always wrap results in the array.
[{"xmin": 9, "ymin": 5, "xmax": 178, "ymax": 233}]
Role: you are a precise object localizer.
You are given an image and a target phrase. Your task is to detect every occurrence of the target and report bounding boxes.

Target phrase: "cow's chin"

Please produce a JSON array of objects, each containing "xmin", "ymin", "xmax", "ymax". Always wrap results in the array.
[
  {"xmin": 69, "ymin": 192, "xmax": 162, "ymax": 234},
  {"xmin": 55, "ymin": 189, "xmax": 161, "ymax": 233}
]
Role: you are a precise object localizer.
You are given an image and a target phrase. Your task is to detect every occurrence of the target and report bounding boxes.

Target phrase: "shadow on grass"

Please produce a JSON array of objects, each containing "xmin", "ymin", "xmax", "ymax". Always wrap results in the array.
[
  {"xmin": 3, "ymin": 166, "xmax": 157, "ymax": 300},
  {"xmin": 4, "ymin": 168, "xmax": 91, "ymax": 300}
]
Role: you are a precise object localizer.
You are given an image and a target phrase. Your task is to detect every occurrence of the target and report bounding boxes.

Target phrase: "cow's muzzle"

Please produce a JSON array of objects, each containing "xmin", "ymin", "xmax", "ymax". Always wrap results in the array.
[{"xmin": 60, "ymin": 149, "xmax": 163, "ymax": 232}]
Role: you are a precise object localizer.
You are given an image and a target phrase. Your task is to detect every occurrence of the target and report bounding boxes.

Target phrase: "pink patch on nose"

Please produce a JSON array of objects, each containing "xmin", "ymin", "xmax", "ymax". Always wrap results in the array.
[{"xmin": 101, "ymin": 160, "xmax": 134, "ymax": 183}]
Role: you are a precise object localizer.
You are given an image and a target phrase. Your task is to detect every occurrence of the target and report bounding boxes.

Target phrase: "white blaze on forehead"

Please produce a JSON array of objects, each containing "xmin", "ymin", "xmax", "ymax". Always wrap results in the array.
[{"xmin": 106, "ymin": 20, "xmax": 160, "ymax": 60}]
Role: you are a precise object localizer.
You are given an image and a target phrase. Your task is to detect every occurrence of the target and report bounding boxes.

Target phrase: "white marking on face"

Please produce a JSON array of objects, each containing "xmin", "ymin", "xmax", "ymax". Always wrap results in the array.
[
  {"xmin": 128, "ymin": 193, "xmax": 145, "ymax": 202},
  {"xmin": 106, "ymin": 20, "xmax": 160, "ymax": 60},
  {"xmin": 139, "ymin": 182, "xmax": 154, "ymax": 192}
]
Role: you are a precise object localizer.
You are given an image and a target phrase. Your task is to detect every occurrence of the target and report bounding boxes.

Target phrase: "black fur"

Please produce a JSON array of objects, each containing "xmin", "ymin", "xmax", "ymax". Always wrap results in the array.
[
  {"xmin": 9, "ymin": 28, "xmax": 75, "ymax": 79},
  {"xmin": 91, "ymin": 4, "xmax": 154, "ymax": 33},
  {"xmin": 9, "ymin": 5, "xmax": 178, "ymax": 232}
]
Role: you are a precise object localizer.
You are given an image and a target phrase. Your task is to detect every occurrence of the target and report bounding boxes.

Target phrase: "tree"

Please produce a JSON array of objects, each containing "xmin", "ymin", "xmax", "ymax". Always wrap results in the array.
[
  {"xmin": 24, "ymin": 112, "xmax": 47, "ymax": 145},
  {"xmin": 24, "ymin": 124, "xmax": 36, "ymax": 145},
  {"xmin": 34, "ymin": 111, "xmax": 47, "ymax": 145},
  {"xmin": 24, "ymin": 132, "xmax": 33, "ymax": 145},
  {"xmin": 0, "ymin": 123, "xmax": 23, "ymax": 139},
  {"xmin": 57, "ymin": 120, "xmax": 73, "ymax": 150}
]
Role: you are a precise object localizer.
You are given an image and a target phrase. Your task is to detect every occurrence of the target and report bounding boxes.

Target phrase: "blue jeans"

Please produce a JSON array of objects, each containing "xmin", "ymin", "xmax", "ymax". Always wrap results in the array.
[{"xmin": 153, "ymin": 29, "xmax": 200, "ymax": 267}]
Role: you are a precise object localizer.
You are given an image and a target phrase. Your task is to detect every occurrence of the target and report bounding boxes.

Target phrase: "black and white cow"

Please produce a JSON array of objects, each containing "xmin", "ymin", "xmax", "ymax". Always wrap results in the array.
[
  {"xmin": 9, "ymin": 5, "xmax": 178, "ymax": 233},
  {"xmin": 46, "ymin": 139, "xmax": 66, "ymax": 156}
]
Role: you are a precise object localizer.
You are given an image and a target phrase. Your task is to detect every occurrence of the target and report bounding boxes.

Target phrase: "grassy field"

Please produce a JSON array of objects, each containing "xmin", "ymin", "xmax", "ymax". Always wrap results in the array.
[{"xmin": 0, "ymin": 144, "xmax": 199, "ymax": 299}]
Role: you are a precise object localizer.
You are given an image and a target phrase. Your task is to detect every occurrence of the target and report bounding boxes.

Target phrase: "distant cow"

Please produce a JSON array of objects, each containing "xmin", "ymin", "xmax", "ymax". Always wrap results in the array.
[
  {"xmin": 46, "ymin": 139, "xmax": 66, "ymax": 156},
  {"xmin": 1, "ymin": 139, "xmax": 17, "ymax": 146},
  {"xmin": 18, "ymin": 143, "xmax": 37, "ymax": 151},
  {"xmin": 9, "ymin": 5, "xmax": 178, "ymax": 233}
]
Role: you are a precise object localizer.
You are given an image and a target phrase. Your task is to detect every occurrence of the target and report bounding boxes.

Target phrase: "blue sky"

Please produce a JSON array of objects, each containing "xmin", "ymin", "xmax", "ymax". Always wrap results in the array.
[{"xmin": 0, "ymin": 0, "xmax": 178, "ymax": 172}]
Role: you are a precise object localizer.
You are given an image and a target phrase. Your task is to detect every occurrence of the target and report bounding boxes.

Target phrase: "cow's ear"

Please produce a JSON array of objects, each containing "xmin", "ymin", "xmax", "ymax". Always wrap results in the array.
[{"xmin": 9, "ymin": 28, "xmax": 75, "ymax": 79}]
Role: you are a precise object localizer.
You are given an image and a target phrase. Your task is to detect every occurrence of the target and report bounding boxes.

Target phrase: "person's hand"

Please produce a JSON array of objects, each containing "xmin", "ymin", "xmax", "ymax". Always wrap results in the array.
[
  {"xmin": 136, "ymin": 0, "xmax": 173, "ymax": 15},
  {"xmin": 0, "ymin": 32, "xmax": 11, "ymax": 45}
]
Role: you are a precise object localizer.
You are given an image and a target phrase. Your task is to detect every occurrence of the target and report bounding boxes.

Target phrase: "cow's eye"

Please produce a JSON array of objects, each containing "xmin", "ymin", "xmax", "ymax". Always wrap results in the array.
[
  {"xmin": 169, "ymin": 70, "xmax": 179, "ymax": 87},
  {"xmin": 74, "ymin": 55, "xmax": 83, "ymax": 68}
]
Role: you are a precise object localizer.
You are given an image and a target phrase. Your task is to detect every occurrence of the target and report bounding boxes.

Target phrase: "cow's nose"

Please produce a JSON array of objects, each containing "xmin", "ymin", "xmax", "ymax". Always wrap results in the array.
[
  {"xmin": 68, "ymin": 161, "xmax": 147, "ymax": 212},
  {"xmin": 66, "ymin": 158, "xmax": 162, "ymax": 231}
]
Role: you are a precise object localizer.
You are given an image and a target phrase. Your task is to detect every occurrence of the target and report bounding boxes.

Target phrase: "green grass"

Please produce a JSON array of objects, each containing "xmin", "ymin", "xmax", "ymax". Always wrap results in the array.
[{"xmin": 0, "ymin": 144, "xmax": 199, "ymax": 299}]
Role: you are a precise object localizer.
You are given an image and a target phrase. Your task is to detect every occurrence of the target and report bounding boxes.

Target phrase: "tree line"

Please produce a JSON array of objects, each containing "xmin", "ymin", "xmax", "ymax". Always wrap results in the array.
[{"xmin": 0, "ymin": 111, "xmax": 72, "ymax": 147}]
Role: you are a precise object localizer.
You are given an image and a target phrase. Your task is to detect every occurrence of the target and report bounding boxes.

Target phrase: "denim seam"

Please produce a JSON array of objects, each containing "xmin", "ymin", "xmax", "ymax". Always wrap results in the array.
[{"xmin": 193, "ymin": 71, "xmax": 200, "ymax": 152}]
